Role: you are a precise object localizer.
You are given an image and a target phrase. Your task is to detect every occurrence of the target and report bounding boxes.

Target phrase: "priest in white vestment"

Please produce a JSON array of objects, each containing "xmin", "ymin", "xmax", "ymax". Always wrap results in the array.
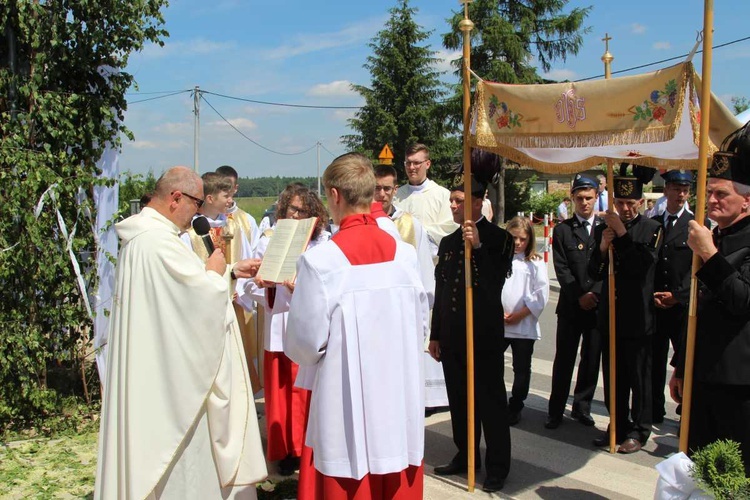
[
  {"xmin": 95, "ymin": 166, "xmax": 267, "ymax": 500},
  {"xmin": 285, "ymin": 153, "xmax": 430, "ymax": 499},
  {"xmin": 392, "ymin": 143, "xmax": 458, "ymax": 255},
  {"xmin": 374, "ymin": 165, "xmax": 450, "ymax": 409}
]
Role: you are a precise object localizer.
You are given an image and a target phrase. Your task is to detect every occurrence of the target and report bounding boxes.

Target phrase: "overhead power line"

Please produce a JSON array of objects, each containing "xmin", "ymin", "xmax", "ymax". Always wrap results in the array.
[
  {"xmin": 127, "ymin": 89, "xmax": 191, "ymax": 104},
  {"xmin": 202, "ymin": 90, "xmax": 362, "ymax": 110},
  {"xmin": 201, "ymin": 95, "xmax": 320, "ymax": 156},
  {"xmin": 575, "ymin": 35, "xmax": 750, "ymax": 82}
]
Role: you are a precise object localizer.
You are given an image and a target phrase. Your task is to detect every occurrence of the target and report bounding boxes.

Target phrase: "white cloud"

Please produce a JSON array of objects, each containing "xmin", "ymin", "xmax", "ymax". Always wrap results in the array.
[
  {"xmin": 130, "ymin": 139, "xmax": 185, "ymax": 150},
  {"xmin": 139, "ymin": 38, "xmax": 236, "ymax": 59},
  {"xmin": 543, "ymin": 68, "xmax": 577, "ymax": 82},
  {"xmin": 207, "ymin": 117, "xmax": 257, "ymax": 130},
  {"xmin": 260, "ymin": 17, "xmax": 384, "ymax": 60},
  {"xmin": 653, "ymin": 41, "xmax": 672, "ymax": 50},
  {"xmin": 131, "ymin": 140, "xmax": 159, "ymax": 150},
  {"xmin": 631, "ymin": 23, "xmax": 646, "ymax": 35},
  {"xmin": 433, "ymin": 49, "xmax": 461, "ymax": 74},
  {"xmin": 332, "ymin": 109, "xmax": 357, "ymax": 122},
  {"xmin": 153, "ymin": 121, "xmax": 192, "ymax": 134},
  {"xmin": 307, "ymin": 80, "xmax": 357, "ymax": 98}
]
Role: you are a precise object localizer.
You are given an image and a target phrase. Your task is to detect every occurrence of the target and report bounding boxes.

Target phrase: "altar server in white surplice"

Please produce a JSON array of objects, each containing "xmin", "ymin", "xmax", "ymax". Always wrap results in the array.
[
  {"xmin": 392, "ymin": 143, "xmax": 458, "ymax": 256},
  {"xmin": 95, "ymin": 166, "xmax": 267, "ymax": 500},
  {"xmin": 286, "ymin": 153, "xmax": 430, "ymax": 500},
  {"xmin": 373, "ymin": 164, "xmax": 451, "ymax": 410}
]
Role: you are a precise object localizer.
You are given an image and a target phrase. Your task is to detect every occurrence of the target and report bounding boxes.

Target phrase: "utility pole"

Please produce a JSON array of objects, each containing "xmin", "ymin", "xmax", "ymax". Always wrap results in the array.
[
  {"xmin": 193, "ymin": 86, "xmax": 200, "ymax": 173},
  {"xmin": 316, "ymin": 141, "xmax": 321, "ymax": 195}
]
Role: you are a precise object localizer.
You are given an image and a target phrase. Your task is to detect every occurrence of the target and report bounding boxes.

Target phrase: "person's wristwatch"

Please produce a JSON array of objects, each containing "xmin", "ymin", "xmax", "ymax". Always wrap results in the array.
[{"xmin": 230, "ymin": 268, "xmax": 237, "ymax": 280}]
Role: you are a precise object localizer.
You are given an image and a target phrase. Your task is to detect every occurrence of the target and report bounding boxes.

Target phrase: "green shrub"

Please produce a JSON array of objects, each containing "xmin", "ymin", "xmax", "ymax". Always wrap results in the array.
[
  {"xmin": 523, "ymin": 190, "xmax": 568, "ymax": 222},
  {"xmin": 690, "ymin": 439, "xmax": 750, "ymax": 499}
]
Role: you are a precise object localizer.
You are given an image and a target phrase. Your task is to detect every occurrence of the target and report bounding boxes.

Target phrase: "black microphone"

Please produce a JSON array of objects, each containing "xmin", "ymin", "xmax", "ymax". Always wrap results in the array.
[{"xmin": 191, "ymin": 216, "xmax": 215, "ymax": 255}]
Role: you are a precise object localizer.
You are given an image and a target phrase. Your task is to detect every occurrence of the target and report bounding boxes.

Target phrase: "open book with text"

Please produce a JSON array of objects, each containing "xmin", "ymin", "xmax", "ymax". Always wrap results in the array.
[{"xmin": 257, "ymin": 217, "xmax": 317, "ymax": 283}]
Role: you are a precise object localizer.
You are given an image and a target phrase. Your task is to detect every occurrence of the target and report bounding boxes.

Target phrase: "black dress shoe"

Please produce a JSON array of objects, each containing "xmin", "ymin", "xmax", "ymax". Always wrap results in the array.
[
  {"xmin": 508, "ymin": 409, "xmax": 521, "ymax": 426},
  {"xmin": 617, "ymin": 438, "xmax": 642, "ymax": 454},
  {"xmin": 592, "ymin": 435, "xmax": 609, "ymax": 447},
  {"xmin": 434, "ymin": 457, "xmax": 480, "ymax": 476},
  {"xmin": 544, "ymin": 416, "xmax": 562, "ymax": 429},
  {"xmin": 278, "ymin": 455, "xmax": 300, "ymax": 476},
  {"xmin": 483, "ymin": 476, "xmax": 505, "ymax": 492},
  {"xmin": 571, "ymin": 410, "xmax": 595, "ymax": 427},
  {"xmin": 434, "ymin": 461, "xmax": 466, "ymax": 475}
]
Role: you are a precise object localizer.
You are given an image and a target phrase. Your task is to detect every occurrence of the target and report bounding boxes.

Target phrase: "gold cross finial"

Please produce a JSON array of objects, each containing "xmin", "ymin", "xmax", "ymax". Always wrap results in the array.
[
  {"xmin": 459, "ymin": 0, "xmax": 473, "ymax": 19},
  {"xmin": 602, "ymin": 33, "xmax": 612, "ymax": 53}
]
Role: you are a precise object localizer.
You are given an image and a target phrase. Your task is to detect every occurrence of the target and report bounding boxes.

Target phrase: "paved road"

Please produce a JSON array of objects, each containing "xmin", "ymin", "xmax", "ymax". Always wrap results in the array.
[
  {"xmin": 422, "ymin": 260, "xmax": 680, "ymax": 499},
  {"xmin": 258, "ymin": 252, "xmax": 679, "ymax": 498}
]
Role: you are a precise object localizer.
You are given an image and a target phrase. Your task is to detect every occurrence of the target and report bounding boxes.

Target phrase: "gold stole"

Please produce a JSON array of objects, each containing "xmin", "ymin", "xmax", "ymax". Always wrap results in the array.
[
  {"xmin": 394, "ymin": 212, "xmax": 417, "ymax": 248},
  {"xmin": 189, "ymin": 216, "xmax": 263, "ymax": 393},
  {"xmin": 231, "ymin": 208, "xmax": 255, "ymax": 247}
]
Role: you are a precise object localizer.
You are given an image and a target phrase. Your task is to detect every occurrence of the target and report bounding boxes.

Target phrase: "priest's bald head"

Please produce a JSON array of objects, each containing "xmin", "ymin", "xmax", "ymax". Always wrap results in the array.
[
  {"xmin": 323, "ymin": 152, "xmax": 376, "ymax": 225},
  {"xmin": 150, "ymin": 166, "xmax": 205, "ymax": 230}
]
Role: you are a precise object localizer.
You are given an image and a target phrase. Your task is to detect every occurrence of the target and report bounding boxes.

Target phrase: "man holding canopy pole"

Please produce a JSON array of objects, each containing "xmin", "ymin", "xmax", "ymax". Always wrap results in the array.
[
  {"xmin": 588, "ymin": 172, "xmax": 663, "ymax": 454},
  {"xmin": 429, "ymin": 151, "xmax": 514, "ymax": 493},
  {"xmin": 670, "ymin": 123, "xmax": 750, "ymax": 475}
]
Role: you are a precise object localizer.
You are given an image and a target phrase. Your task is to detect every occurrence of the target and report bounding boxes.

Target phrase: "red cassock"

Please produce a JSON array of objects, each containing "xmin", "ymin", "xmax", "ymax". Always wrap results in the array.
[
  {"xmin": 263, "ymin": 350, "xmax": 310, "ymax": 461},
  {"xmin": 294, "ymin": 214, "xmax": 424, "ymax": 500}
]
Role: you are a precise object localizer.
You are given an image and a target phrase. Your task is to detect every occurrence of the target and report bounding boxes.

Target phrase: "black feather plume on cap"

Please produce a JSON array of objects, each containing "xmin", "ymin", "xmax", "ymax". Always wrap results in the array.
[
  {"xmin": 618, "ymin": 161, "xmax": 657, "ymax": 184},
  {"xmin": 450, "ymin": 148, "xmax": 503, "ymax": 191}
]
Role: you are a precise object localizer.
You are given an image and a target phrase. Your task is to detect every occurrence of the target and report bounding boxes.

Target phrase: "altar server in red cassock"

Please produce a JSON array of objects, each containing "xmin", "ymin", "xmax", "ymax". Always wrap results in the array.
[
  {"xmin": 244, "ymin": 184, "xmax": 330, "ymax": 476},
  {"xmin": 285, "ymin": 153, "xmax": 430, "ymax": 499}
]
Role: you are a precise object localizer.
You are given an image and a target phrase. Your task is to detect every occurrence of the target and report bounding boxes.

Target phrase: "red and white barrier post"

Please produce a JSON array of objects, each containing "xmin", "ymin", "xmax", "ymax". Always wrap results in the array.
[{"xmin": 543, "ymin": 214, "xmax": 550, "ymax": 263}]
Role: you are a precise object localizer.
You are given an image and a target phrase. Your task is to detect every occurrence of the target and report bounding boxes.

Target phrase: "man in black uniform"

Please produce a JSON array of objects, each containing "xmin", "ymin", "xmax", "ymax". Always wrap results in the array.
[
  {"xmin": 651, "ymin": 170, "xmax": 694, "ymax": 423},
  {"xmin": 429, "ymin": 176, "xmax": 514, "ymax": 493},
  {"xmin": 546, "ymin": 174, "xmax": 603, "ymax": 430},
  {"xmin": 590, "ymin": 176, "xmax": 662, "ymax": 454},
  {"xmin": 670, "ymin": 124, "xmax": 750, "ymax": 475}
]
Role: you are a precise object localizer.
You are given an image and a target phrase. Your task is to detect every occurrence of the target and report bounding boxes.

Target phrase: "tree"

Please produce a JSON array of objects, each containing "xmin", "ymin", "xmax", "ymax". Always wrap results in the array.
[
  {"xmin": 443, "ymin": 0, "xmax": 591, "ymax": 221},
  {"xmin": 731, "ymin": 96, "xmax": 749, "ymax": 115},
  {"xmin": 342, "ymin": 0, "xmax": 455, "ymax": 183},
  {"xmin": 0, "ymin": 1, "xmax": 168, "ymax": 430}
]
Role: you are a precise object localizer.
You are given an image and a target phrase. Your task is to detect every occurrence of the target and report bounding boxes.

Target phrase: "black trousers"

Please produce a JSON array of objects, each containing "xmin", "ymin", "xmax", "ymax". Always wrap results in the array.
[
  {"xmin": 652, "ymin": 304, "xmax": 686, "ymax": 419},
  {"xmin": 441, "ymin": 346, "xmax": 511, "ymax": 479},
  {"xmin": 689, "ymin": 382, "xmax": 750, "ymax": 477},
  {"xmin": 501, "ymin": 338, "xmax": 536, "ymax": 413},
  {"xmin": 548, "ymin": 315, "xmax": 601, "ymax": 418},
  {"xmin": 601, "ymin": 335, "xmax": 652, "ymax": 444}
]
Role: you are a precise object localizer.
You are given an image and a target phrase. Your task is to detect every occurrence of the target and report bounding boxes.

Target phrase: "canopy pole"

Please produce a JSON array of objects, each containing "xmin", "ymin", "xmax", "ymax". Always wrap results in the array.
[
  {"xmin": 459, "ymin": 0, "xmax": 476, "ymax": 492},
  {"xmin": 680, "ymin": 0, "xmax": 714, "ymax": 453},
  {"xmin": 606, "ymin": 160, "xmax": 617, "ymax": 454},
  {"xmin": 602, "ymin": 35, "xmax": 618, "ymax": 455}
]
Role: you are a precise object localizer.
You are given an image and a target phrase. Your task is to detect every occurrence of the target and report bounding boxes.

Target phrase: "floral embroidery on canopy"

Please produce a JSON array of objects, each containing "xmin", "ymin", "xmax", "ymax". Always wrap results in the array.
[
  {"xmin": 630, "ymin": 79, "xmax": 678, "ymax": 123},
  {"xmin": 488, "ymin": 95, "xmax": 523, "ymax": 129}
]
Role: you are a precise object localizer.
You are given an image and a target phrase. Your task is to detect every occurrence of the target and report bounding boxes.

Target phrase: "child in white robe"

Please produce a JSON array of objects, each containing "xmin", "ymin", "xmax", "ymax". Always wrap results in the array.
[{"xmin": 501, "ymin": 216, "xmax": 550, "ymax": 425}]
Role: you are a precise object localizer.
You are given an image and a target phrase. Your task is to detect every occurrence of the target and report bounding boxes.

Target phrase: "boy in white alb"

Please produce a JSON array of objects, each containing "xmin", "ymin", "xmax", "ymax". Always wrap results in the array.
[{"xmin": 285, "ymin": 153, "xmax": 430, "ymax": 499}]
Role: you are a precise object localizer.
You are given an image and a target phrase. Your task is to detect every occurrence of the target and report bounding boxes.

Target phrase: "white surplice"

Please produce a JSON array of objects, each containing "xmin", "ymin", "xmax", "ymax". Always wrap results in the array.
[
  {"xmin": 284, "ymin": 241, "xmax": 430, "ymax": 480},
  {"xmin": 501, "ymin": 253, "xmax": 550, "ymax": 340},
  {"xmin": 393, "ymin": 179, "xmax": 458, "ymax": 253},
  {"xmin": 95, "ymin": 207, "xmax": 266, "ymax": 500},
  {"xmin": 386, "ymin": 208, "xmax": 448, "ymax": 407}
]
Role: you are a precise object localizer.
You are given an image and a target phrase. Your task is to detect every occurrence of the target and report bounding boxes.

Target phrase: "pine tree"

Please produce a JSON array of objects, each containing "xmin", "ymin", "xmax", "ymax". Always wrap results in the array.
[
  {"xmin": 443, "ymin": 0, "xmax": 591, "ymax": 220},
  {"xmin": 343, "ymin": 0, "xmax": 454, "ymax": 183}
]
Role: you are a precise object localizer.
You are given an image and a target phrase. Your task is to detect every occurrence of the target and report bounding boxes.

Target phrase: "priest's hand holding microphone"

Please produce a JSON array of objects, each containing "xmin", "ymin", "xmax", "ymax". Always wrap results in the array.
[{"xmin": 193, "ymin": 216, "xmax": 262, "ymax": 279}]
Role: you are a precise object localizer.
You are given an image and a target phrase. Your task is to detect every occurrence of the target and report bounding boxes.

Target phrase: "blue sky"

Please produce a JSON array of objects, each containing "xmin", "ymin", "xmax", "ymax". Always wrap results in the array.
[{"xmin": 120, "ymin": 0, "xmax": 750, "ymax": 179}]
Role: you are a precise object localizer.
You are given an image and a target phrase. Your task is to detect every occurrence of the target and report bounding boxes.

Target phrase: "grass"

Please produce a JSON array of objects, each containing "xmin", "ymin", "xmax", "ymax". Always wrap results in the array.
[
  {"xmin": 1, "ymin": 422, "xmax": 298, "ymax": 499},
  {"xmin": 236, "ymin": 197, "xmax": 277, "ymax": 222},
  {"xmin": 1, "ymin": 428, "xmax": 97, "ymax": 499}
]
